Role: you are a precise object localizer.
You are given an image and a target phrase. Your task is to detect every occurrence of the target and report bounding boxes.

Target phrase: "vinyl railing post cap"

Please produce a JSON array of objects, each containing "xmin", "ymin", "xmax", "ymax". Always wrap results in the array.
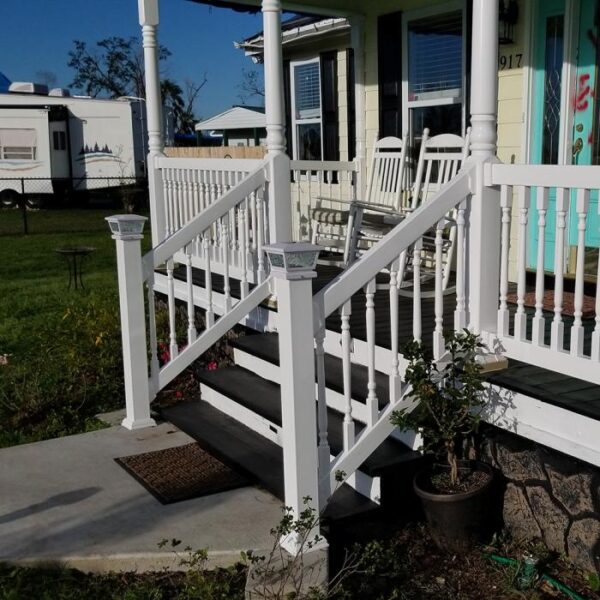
[
  {"xmin": 263, "ymin": 242, "xmax": 321, "ymax": 280},
  {"xmin": 106, "ymin": 214, "xmax": 148, "ymax": 240}
]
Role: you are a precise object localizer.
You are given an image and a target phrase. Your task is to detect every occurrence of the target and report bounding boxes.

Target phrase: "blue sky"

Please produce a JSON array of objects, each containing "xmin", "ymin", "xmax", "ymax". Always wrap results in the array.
[{"xmin": 0, "ymin": 0, "xmax": 264, "ymax": 118}]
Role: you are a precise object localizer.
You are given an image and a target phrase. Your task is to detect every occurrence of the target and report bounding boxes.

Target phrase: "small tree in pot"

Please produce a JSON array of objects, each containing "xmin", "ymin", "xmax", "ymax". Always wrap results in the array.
[{"xmin": 391, "ymin": 330, "xmax": 495, "ymax": 551}]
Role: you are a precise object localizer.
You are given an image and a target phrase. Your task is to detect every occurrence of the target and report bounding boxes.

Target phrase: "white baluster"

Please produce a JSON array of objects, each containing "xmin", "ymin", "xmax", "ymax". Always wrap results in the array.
[
  {"xmin": 497, "ymin": 186, "xmax": 512, "ymax": 336},
  {"xmin": 592, "ymin": 247, "xmax": 600, "ymax": 361},
  {"xmin": 514, "ymin": 186, "xmax": 530, "ymax": 341},
  {"xmin": 256, "ymin": 191, "xmax": 266, "ymax": 282},
  {"xmin": 250, "ymin": 191, "xmax": 258, "ymax": 252},
  {"xmin": 454, "ymin": 200, "xmax": 468, "ymax": 332},
  {"xmin": 162, "ymin": 168, "xmax": 171, "ymax": 238},
  {"xmin": 551, "ymin": 188, "xmax": 569, "ymax": 351},
  {"xmin": 314, "ymin": 325, "xmax": 331, "ymax": 501},
  {"xmin": 166, "ymin": 259, "xmax": 178, "ymax": 360},
  {"xmin": 570, "ymin": 188, "xmax": 589, "ymax": 357},
  {"xmin": 532, "ymin": 187, "xmax": 549, "ymax": 346},
  {"xmin": 340, "ymin": 301, "xmax": 354, "ymax": 450},
  {"xmin": 239, "ymin": 205, "xmax": 249, "ymax": 298},
  {"xmin": 186, "ymin": 247, "xmax": 197, "ymax": 345},
  {"xmin": 433, "ymin": 219, "xmax": 445, "ymax": 360},
  {"xmin": 222, "ymin": 215, "xmax": 232, "ymax": 312},
  {"xmin": 165, "ymin": 169, "xmax": 174, "ymax": 236},
  {"xmin": 364, "ymin": 278, "xmax": 378, "ymax": 427},
  {"xmin": 412, "ymin": 239, "xmax": 423, "ymax": 343},
  {"xmin": 389, "ymin": 258, "xmax": 401, "ymax": 402},
  {"xmin": 203, "ymin": 234, "xmax": 214, "ymax": 327}
]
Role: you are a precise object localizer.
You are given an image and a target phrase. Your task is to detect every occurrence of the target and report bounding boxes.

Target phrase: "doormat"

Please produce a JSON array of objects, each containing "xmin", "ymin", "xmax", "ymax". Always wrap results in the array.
[
  {"xmin": 506, "ymin": 290, "xmax": 595, "ymax": 318},
  {"xmin": 115, "ymin": 443, "xmax": 249, "ymax": 504}
]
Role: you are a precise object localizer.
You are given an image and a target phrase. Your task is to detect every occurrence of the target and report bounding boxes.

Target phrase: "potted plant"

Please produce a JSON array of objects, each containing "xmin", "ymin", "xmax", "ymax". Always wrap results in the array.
[{"xmin": 391, "ymin": 330, "xmax": 495, "ymax": 552}]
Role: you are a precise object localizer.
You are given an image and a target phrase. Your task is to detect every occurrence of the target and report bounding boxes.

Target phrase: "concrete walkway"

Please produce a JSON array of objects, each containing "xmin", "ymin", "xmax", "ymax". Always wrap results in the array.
[{"xmin": 0, "ymin": 422, "xmax": 282, "ymax": 572}]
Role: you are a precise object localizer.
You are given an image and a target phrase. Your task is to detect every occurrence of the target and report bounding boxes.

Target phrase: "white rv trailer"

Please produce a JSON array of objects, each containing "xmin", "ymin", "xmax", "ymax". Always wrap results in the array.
[{"xmin": 0, "ymin": 83, "xmax": 147, "ymax": 206}]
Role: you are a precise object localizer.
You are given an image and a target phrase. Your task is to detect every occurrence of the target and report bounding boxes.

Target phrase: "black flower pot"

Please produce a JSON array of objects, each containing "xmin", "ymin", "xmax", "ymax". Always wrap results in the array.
[{"xmin": 414, "ymin": 460, "xmax": 495, "ymax": 553}]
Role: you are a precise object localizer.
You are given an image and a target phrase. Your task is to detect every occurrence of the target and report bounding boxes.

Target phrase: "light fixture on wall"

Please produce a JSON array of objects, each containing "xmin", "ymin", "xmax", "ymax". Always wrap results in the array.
[{"xmin": 499, "ymin": 0, "xmax": 519, "ymax": 45}]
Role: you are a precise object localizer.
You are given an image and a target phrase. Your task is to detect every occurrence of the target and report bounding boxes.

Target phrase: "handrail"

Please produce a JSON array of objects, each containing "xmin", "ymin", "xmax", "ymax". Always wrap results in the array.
[
  {"xmin": 155, "ymin": 156, "xmax": 263, "ymax": 171},
  {"xmin": 149, "ymin": 159, "xmax": 269, "ymax": 270},
  {"xmin": 290, "ymin": 159, "xmax": 357, "ymax": 171},
  {"xmin": 315, "ymin": 164, "xmax": 474, "ymax": 321},
  {"xmin": 487, "ymin": 162, "xmax": 600, "ymax": 188}
]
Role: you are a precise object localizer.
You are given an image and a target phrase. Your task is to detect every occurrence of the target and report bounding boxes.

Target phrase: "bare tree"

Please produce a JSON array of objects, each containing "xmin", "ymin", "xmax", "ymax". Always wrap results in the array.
[
  {"xmin": 237, "ymin": 68, "xmax": 264, "ymax": 105},
  {"xmin": 178, "ymin": 76, "xmax": 208, "ymax": 133}
]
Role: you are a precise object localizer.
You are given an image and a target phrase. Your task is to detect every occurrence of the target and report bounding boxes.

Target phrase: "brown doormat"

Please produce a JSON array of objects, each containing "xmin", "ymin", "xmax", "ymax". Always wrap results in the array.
[
  {"xmin": 506, "ymin": 290, "xmax": 596, "ymax": 318},
  {"xmin": 115, "ymin": 443, "xmax": 249, "ymax": 504}
]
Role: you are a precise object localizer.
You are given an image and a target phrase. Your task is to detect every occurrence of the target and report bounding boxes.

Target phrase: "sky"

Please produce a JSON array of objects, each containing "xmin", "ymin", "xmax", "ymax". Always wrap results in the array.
[{"xmin": 0, "ymin": 0, "xmax": 265, "ymax": 119}]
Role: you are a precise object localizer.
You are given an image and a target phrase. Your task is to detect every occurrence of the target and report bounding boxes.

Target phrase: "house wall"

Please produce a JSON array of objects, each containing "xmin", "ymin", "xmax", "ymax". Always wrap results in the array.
[{"xmin": 482, "ymin": 426, "xmax": 600, "ymax": 574}]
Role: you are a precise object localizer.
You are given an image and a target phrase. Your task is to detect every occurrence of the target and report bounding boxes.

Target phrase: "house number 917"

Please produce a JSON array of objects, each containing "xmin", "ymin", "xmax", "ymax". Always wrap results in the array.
[{"xmin": 499, "ymin": 53, "xmax": 523, "ymax": 70}]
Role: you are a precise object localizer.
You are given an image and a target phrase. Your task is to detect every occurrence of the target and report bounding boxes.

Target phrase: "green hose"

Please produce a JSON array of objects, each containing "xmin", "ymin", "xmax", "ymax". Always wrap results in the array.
[{"xmin": 484, "ymin": 552, "xmax": 586, "ymax": 600}]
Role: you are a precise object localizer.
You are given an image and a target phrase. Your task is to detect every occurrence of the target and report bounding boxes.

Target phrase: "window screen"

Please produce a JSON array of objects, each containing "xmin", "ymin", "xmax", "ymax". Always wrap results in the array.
[
  {"xmin": 0, "ymin": 128, "xmax": 37, "ymax": 160},
  {"xmin": 294, "ymin": 62, "xmax": 321, "ymax": 119},
  {"xmin": 408, "ymin": 11, "xmax": 463, "ymax": 101}
]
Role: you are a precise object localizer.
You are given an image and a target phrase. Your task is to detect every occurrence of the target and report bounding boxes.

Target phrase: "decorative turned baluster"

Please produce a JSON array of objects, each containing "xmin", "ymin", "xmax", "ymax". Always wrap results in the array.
[
  {"xmin": 314, "ymin": 324, "xmax": 331, "ymax": 500},
  {"xmin": 340, "ymin": 300, "xmax": 354, "ymax": 450},
  {"xmin": 532, "ymin": 187, "xmax": 549, "ymax": 346},
  {"xmin": 166, "ymin": 259, "xmax": 178, "ymax": 360},
  {"xmin": 250, "ymin": 191, "xmax": 258, "ymax": 253},
  {"xmin": 389, "ymin": 258, "xmax": 401, "ymax": 402},
  {"xmin": 514, "ymin": 186, "xmax": 530, "ymax": 341},
  {"xmin": 176, "ymin": 169, "xmax": 184, "ymax": 229},
  {"xmin": 239, "ymin": 205, "xmax": 249, "ymax": 298},
  {"xmin": 146, "ymin": 271, "xmax": 159, "ymax": 398},
  {"xmin": 222, "ymin": 215, "xmax": 232, "ymax": 312},
  {"xmin": 551, "ymin": 188, "xmax": 569, "ymax": 352},
  {"xmin": 454, "ymin": 200, "xmax": 468, "ymax": 331},
  {"xmin": 592, "ymin": 248, "xmax": 600, "ymax": 361},
  {"xmin": 186, "ymin": 247, "xmax": 197, "ymax": 345},
  {"xmin": 497, "ymin": 187, "xmax": 512, "ymax": 336},
  {"xmin": 165, "ymin": 169, "xmax": 174, "ymax": 236},
  {"xmin": 256, "ymin": 191, "xmax": 266, "ymax": 281},
  {"xmin": 412, "ymin": 239, "xmax": 423, "ymax": 343},
  {"xmin": 163, "ymin": 169, "xmax": 171, "ymax": 238},
  {"xmin": 203, "ymin": 234, "xmax": 214, "ymax": 327},
  {"xmin": 433, "ymin": 219, "xmax": 445, "ymax": 360},
  {"xmin": 364, "ymin": 278, "xmax": 378, "ymax": 427},
  {"xmin": 571, "ymin": 189, "xmax": 590, "ymax": 357}
]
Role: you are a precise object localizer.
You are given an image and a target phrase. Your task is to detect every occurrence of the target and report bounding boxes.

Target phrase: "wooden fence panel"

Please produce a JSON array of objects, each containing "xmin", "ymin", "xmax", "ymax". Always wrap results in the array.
[{"xmin": 164, "ymin": 146, "xmax": 266, "ymax": 159}]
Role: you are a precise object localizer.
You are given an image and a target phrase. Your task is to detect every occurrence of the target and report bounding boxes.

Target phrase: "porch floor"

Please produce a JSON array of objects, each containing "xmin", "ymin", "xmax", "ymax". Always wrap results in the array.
[
  {"xmin": 173, "ymin": 264, "xmax": 600, "ymax": 421},
  {"xmin": 0, "ymin": 422, "xmax": 281, "ymax": 572}
]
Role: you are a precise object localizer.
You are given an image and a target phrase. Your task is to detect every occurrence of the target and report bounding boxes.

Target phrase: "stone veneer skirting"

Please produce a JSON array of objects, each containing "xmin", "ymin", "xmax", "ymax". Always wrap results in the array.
[{"xmin": 481, "ymin": 427, "xmax": 600, "ymax": 573}]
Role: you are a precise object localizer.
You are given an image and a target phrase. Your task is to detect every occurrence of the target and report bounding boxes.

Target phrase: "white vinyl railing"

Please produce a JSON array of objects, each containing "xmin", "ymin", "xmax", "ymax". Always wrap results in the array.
[
  {"xmin": 156, "ymin": 156, "xmax": 269, "ymax": 285},
  {"xmin": 487, "ymin": 163, "xmax": 600, "ymax": 384},
  {"xmin": 290, "ymin": 159, "xmax": 358, "ymax": 242},
  {"xmin": 147, "ymin": 160, "xmax": 273, "ymax": 393},
  {"xmin": 311, "ymin": 165, "xmax": 475, "ymax": 500}
]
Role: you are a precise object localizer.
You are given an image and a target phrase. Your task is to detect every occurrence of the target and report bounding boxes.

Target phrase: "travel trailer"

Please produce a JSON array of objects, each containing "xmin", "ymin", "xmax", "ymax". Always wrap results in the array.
[{"xmin": 0, "ymin": 82, "xmax": 147, "ymax": 206}]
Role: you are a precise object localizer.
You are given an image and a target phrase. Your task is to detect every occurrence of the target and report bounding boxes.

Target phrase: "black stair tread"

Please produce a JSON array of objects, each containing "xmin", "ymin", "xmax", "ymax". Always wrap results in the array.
[
  {"xmin": 197, "ymin": 365, "xmax": 421, "ymax": 477},
  {"xmin": 161, "ymin": 400, "xmax": 378, "ymax": 522},
  {"xmin": 231, "ymin": 333, "xmax": 390, "ymax": 409}
]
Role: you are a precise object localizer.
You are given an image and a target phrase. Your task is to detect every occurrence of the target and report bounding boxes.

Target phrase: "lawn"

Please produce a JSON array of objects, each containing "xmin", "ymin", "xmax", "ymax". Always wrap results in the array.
[{"xmin": 0, "ymin": 207, "xmax": 150, "ymax": 446}]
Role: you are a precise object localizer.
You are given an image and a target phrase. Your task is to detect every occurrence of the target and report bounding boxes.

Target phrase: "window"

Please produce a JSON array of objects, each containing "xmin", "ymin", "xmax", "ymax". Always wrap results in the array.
[
  {"xmin": 53, "ymin": 130, "xmax": 67, "ymax": 151},
  {"xmin": 291, "ymin": 59, "xmax": 322, "ymax": 161},
  {"xmin": 403, "ymin": 7, "xmax": 466, "ymax": 145},
  {"xmin": 0, "ymin": 128, "xmax": 37, "ymax": 160}
]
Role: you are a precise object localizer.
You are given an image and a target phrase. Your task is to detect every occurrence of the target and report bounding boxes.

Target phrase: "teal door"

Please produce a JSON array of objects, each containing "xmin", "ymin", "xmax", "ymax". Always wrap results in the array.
[{"xmin": 530, "ymin": 0, "xmax": 600, "ymax": 274}]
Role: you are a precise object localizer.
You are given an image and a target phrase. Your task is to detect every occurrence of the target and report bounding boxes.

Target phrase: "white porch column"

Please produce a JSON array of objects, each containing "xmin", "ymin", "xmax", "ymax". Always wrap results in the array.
[
  {"xmin": 262, "ymin": 0, "xmax": 293, "ymax": 242},
  {"xmin": 107, "ymin": 215, "xmax": 156, "ymax": 431},
  {"xmin": 350, "ymin": 15, "xmax": 367, "ymax": 198},
  {"xmin": 139, "ymin": 0, "xmax": 166, "ymax": 246},
  {"xmin": 468, "ymin": 0, "xmax": 501, "ymax": 334}
]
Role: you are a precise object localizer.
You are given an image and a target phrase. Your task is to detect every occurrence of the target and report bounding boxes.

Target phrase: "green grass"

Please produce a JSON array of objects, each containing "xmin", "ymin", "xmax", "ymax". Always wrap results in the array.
[{"xmin": 0, "ymin": 208, "xmax": 150, "ymax": 446}]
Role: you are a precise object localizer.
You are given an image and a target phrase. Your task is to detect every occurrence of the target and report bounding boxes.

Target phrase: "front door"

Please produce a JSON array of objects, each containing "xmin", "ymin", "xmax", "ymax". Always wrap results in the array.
[{"xmin": 530, "ymin": 0, "xmax": 600, "ymax": 276}]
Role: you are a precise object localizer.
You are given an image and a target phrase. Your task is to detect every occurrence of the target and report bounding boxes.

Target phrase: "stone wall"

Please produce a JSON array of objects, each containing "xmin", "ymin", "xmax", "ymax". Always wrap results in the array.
[{"xmin": 481, "ymin": 427, "xmax": 600, "ymax": 573}]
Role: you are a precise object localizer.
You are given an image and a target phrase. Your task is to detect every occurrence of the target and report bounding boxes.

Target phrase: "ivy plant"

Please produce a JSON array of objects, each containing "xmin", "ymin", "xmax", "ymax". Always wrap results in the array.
[{"xmin": 390, "ymin": 330, "xmax": 486, "ymax": 487}]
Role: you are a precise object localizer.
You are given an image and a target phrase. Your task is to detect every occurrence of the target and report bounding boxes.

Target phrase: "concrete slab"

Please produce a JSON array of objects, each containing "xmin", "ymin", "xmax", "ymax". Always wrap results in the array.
[{"xmin": 0, "ymin": 423, "xmax": 282, "ymax": 572}]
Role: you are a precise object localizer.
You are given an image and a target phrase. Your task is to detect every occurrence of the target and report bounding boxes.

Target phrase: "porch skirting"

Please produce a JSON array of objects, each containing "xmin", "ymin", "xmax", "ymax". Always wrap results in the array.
[{"xmin": 481, "ymin": 427, "xmax": 600, "ymax": 574}]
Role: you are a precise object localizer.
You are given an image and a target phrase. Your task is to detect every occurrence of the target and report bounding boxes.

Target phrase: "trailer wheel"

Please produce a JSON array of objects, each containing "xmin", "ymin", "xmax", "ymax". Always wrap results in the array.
[
  {"xmin": 25, "ymin": 196, "xmax": 44, "ymax": 209},
  {"xmin": 0, "ymin": 190, "xmax": 18, "ymax": 208}
]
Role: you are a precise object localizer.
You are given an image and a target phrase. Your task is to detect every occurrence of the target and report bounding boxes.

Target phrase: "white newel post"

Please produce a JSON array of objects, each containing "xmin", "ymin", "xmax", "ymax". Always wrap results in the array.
[
  {"xmin": 107, "ymin": 215, "xmax": 156, "ymax": 431},
  {"xmin": 263, "ymin": 243, "xmax": 327, "ymax": 556},
  {"xmin": 262, "ymin": 0, "xmax": 292, "ymax": 243},
  {"xmin": 350, "ymin": 15, "xmax": 366, "ymax": 198},
  {"xmin": 139, "ymin": 0, "xmax": 166, "ymax": 246},
  {"xmin": 467, "ymin": 0, "xmax": 501, "ymax": 335}
]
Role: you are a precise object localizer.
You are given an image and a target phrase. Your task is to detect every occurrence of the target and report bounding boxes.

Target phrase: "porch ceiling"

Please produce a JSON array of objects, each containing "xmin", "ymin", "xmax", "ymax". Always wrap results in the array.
[{"xmin": 186, "ymin": 0, "xmax": 440, "ymax": 18}]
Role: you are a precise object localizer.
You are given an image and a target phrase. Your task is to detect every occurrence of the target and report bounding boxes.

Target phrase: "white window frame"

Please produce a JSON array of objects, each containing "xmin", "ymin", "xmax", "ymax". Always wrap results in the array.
[
  {"xmin": 401, "ymin": 1, "xmax": 467, "ymax": 139},
  {"xmin": 290, "ymin": 57, "xmax": 324, "ymax": 161}
]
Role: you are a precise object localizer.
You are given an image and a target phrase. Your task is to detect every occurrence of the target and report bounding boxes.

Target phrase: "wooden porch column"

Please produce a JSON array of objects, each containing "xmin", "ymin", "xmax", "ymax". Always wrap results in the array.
[
  {"xmin": 262, "ymin": 0, "xmax": 293, "ymax": 242},
  {"xmin": 350, "ymin": 15, "xmax": 366, "ymax": 198},
  {"xmin": 467, "ymin": 0, "xmax": 501, "ymax": 334},
  {"xmin": 139, "ymin": 0, "xmax": 166, "ymax": 246}
]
